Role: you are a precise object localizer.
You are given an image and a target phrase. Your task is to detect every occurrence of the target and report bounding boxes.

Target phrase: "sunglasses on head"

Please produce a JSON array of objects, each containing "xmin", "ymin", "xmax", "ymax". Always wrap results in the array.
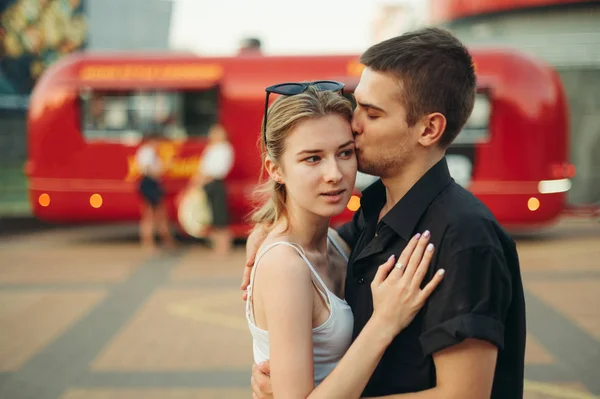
[{"xmin": 262, "ymin": 80, "xmax": 345, "ymax": 146}]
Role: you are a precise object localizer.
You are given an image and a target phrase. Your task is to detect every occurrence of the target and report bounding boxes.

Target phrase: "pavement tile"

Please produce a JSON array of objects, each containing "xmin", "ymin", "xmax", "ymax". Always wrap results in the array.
[
  {"xmin": 170, "ymin": 247, "xmax": 248, "ymax": 282},
  {"xmin": 526, "ymin": 334, "xmax": 557, "ymax": 364},
  {"xmin": 0, "ymin": 246, "xmax": 145, "ymax": 284},
  {"xmin": 527, "ymin": 280, "xmax": 600, "ymax": 341},
  {"xmin": 90, "ymin": 287, "xmax": 252, "ymax": 371},
  {"xmin": 0, "ymin": 289, "xmax": 106, "ymax": 371}
]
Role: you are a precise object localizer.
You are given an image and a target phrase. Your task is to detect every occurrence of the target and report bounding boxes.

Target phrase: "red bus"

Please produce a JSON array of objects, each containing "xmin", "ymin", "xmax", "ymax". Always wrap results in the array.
[{"xmin": 25, "ymin": 48, "xmax": 572, "ymax": 236}]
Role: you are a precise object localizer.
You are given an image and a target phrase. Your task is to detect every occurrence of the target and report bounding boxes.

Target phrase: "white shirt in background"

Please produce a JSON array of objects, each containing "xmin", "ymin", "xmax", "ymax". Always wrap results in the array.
[
  {"xmin": 136, "ymin": 144, "xmax": 163, "ymax": 177},
  {"xmin": 200, "ymin": 142, "xmax": 234, "ymax": 179}
]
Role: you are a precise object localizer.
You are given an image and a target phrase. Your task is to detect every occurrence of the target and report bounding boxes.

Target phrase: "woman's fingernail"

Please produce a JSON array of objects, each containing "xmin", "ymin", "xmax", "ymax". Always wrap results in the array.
[
  {"xmin": 415, "ymin": 233, "xmax": 421, "ymax": 239},
  {"xmin": 438, "ymin": 269, "xmax": 445, "ymax": 276},
  {"xmin": 427, "ymin": 243, "xmax": 434, "ymax": 252},
  {"xmin": 388, "ymin": 254, "xmax": 395, "ymax": 262},
  {"xmin": 423, "ymin": 230, "xmax": 431, "ymax": 238}
]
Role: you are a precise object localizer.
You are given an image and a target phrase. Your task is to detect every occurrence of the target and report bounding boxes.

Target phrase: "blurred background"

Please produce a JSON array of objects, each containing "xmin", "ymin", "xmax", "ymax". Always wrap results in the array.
[
  {"xmin": 1, "ymin": 0, "xmax": 599, "ymax": 217},
  {"xmin": 0, "ymin": 0, "xmax": 599, "ymax": 398}
]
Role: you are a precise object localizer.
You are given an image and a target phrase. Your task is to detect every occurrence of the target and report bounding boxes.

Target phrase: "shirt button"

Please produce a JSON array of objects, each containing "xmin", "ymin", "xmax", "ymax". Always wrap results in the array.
[{"xmin": 357, "ymin": 277, "xmax": 365, "ymax": 284}]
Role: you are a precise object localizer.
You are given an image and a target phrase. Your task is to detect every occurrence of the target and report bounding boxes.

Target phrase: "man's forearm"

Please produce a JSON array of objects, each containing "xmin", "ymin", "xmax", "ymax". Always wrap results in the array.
[{"xmin": 367, "ymin": 339, "xmax": 497, "ymax": 399}]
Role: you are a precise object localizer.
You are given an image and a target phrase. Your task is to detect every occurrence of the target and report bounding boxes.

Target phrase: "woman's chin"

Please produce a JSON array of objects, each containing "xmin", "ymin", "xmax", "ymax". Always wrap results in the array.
[{"xmin": 316, "ymin": 202, "xmax": 350, "ymax": 218}]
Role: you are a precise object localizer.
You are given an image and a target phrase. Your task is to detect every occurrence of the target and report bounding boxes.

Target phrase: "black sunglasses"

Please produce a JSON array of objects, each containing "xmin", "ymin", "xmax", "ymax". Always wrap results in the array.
[{"xmin": 262, "ymin": 80, "xmax": 345, "ymax": 146}]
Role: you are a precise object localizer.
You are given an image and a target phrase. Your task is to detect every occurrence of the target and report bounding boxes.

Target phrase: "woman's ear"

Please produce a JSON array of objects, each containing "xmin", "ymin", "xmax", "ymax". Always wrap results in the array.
[{"xmin": 265, "ymin": 157, "xmax": 284, "ymax": 184}]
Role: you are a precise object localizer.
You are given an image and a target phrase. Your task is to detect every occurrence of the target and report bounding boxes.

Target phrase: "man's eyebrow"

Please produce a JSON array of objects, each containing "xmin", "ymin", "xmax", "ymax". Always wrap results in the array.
[{"xmin": 354, "ymin": 96, "xmax": 386, "ymax": 113}]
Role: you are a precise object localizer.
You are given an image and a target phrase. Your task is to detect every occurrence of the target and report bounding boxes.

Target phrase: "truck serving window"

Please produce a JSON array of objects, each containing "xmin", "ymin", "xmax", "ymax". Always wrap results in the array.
[
  {"xmin": 80, "ymin": 87, "xmax": 219, "ymax": 143},
  {"xmin": 452, "ymin": 92, "xmax": 491, "ymax": 145}
]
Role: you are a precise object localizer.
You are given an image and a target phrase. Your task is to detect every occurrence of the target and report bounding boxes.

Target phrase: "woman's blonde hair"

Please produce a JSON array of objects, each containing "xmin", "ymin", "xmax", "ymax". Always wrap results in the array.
[{"xmin": 248, "ymin": 86, "xmax": 353, "ymax": 232}]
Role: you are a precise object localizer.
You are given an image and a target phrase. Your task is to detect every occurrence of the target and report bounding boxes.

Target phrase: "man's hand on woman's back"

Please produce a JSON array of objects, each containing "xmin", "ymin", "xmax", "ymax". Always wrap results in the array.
[{"xmin": 241, "ymin": 224, "xmax": 270, "ymax": 300}]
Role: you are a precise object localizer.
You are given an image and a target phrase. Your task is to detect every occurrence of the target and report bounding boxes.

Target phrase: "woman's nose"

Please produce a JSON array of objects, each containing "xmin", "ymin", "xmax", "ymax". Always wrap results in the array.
[{"xmin": 324, "ymin": 159, "xmax": 343, "ymax": 183}]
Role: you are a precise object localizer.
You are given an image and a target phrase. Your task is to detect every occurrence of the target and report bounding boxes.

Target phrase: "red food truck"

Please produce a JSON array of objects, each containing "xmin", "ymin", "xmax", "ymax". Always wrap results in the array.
[{"xmin": 25, "ymin": 48, "xmax": 572, "ymax": 236}]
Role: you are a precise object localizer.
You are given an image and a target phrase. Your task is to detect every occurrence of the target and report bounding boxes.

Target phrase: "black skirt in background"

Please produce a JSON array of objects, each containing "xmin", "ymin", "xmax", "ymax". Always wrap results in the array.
[
  {"xmin": 138, "ymin": 176, "xmax": 164, "ymax": 207},
  {"xmin": 204, "ymin": 179, "xmax": 229, "ymax": 227}
]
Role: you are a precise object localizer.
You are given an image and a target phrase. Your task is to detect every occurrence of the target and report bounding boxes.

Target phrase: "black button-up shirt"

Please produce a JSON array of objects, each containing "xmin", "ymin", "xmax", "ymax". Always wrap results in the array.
[{"xmin": 338, "ymin": 158, "xmax": 526, "ymax": 398}]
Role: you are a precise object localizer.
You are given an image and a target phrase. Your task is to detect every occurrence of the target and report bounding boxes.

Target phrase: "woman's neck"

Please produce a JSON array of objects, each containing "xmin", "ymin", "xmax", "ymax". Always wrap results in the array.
[{"xmin": 270, "ymin": 206, "xmax": 330, "ymax": 255}]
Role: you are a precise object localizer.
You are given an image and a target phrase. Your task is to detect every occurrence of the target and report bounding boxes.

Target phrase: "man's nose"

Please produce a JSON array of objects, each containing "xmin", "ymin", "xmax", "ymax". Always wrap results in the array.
[{"xmin": 351, "ymin": 114, "xmax": 362, "ymax": 135}]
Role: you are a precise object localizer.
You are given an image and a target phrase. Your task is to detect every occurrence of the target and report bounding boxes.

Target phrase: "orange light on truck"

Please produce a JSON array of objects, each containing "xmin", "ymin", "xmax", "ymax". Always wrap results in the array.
[
  {"xmin": 527, "ymin": 197, "xmax": 540, "ymax": 211},
  {"xmin": 38, "ymin": 193, "xmax": 50, "ymax": 207},
  {"xmin": 90, "ymin": 194, "xmax": 103, "ymax": 208}
]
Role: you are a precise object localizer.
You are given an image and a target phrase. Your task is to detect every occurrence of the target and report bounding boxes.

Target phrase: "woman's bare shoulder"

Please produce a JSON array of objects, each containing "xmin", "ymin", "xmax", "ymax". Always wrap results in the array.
[
  {"xmin": 252, "ymin": 241, "xmax": 313, "ymax": 304},
  {"xmin": 255, "ymin": 240, "xmax": 308, "ymax": 277}
]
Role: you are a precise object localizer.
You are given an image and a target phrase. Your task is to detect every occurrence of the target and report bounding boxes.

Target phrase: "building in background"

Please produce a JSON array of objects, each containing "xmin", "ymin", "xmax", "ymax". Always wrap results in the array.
[
  {"xmin": 429, "ymin": 0, "xmax": 600, "ymax": 206},
  {"xmin": 86, "ymin": 0, "xmax": 172, "ymax": 51},
  {"xmin": 0, "ymin": 0, "xmax": 88, "ymax": 215},
  {"xmin": 0, "ymin": 0, "xmax": 87, "ymax": 103},
  {"xmin": 0, "ymin": 0, "xmax": 174, "ymax": 216}
]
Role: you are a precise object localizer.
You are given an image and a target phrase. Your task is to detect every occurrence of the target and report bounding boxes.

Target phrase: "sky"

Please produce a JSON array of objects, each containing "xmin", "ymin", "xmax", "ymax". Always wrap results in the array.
[{"xmin": 167, "ymin": 0, "xmax": 426, "ymax": 56}]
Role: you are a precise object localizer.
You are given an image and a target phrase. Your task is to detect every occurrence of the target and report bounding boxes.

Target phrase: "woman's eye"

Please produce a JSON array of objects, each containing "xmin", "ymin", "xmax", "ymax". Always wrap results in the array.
[
  {"xmin": 339, "ymin": 149, "xmax": 355, "ymax": 158},
  {"xmin": 304, "ymin": 156, "xmax": 320, "ymax": 163}
]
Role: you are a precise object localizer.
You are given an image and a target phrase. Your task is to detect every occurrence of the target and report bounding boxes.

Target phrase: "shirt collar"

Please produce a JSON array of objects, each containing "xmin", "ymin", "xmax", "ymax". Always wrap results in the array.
[{"xmin": 360, "ymin": 158, "xmax": 453, "ymax": 241}]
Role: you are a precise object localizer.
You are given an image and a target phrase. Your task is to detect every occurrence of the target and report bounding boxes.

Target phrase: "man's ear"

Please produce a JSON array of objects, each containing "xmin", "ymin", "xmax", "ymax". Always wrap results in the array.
[
  {"xmin": 265, "ymin": 157, "xmax": 283, "ymax": 184},
  {"xmin": 417, "ymin": 112, "xmax": 446, "ymax": 147}
]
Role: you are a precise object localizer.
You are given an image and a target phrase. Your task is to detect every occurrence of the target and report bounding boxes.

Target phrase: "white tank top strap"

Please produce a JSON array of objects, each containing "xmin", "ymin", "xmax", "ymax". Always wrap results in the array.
[
  {"xmin": 327, "ymin": 231, "xmax": 349, "ymax": 263},
  {"xmin": 246, "ymin": 241, "xmax": 330, "ymax": 324}
]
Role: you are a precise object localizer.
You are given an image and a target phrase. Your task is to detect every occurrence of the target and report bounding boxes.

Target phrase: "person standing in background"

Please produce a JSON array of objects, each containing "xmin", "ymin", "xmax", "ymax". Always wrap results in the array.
[
  {"xmin": 190, "ymin": 124, "xmax": 235, "ymax": 256},
  {"xmin": 135, "ymin": 129, "xmax": 176, "ymax": 251}
]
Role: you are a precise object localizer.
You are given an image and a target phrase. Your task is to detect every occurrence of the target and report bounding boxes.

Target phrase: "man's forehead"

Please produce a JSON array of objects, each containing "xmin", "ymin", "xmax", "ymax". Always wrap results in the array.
[{"xmin": 355, "ymin": 68, "xmax": 399, "ymax": 102}]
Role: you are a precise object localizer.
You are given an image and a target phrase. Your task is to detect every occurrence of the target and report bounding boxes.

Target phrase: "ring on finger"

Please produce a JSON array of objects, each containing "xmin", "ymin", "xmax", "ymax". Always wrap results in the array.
[{"xmin": 395, "ymin": 262, "xmax": 404, "ymax": 270}]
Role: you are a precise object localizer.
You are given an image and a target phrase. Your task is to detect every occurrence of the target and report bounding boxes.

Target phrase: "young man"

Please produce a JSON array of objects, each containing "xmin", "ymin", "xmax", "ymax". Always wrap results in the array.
[{"xmin": 242, "ymin": 27, "xmax": 526, "ymax": 398}]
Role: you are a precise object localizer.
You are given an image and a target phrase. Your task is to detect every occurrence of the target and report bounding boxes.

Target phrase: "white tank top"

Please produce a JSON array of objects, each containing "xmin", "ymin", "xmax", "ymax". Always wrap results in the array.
[{"xmin": 245, "ymin": 232, "xmax": 354, "ymax": 386}]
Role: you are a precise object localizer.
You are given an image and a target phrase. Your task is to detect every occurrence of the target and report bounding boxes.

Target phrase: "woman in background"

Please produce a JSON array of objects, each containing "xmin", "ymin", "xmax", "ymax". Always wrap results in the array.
[
  {"xmin": 190, "ymin": 124, "xmax": 235, "ymax": 256},
  {"xmin": 136, "ymin": 129, "xmax": 176, "ymax": 251}
]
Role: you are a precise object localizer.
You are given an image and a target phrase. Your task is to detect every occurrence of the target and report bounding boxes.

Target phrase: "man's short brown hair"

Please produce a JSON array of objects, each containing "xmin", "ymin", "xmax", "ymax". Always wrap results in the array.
[{"xmin": 360, "ymin": 27, "xmax": 476, "ymax": 147}]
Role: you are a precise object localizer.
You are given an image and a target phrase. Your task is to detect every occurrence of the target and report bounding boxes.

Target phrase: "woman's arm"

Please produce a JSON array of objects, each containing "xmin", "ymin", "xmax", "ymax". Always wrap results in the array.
[{"xmin": 253, "ymin": 245, "xmax": 321, "ymax": 398}]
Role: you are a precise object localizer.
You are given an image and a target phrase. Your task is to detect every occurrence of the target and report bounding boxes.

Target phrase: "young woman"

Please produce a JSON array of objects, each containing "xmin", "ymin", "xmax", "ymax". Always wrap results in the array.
[
  {"xmin": 189, "ymin": 124, "xmax": 235, "ymax": 255},
  {"xmin": 245, "ymin": 82, "xmax": 444, "ymax": 398},
  {"xmin": 135, "ymin": 130, "xmax": 175, "ymax": 250}
]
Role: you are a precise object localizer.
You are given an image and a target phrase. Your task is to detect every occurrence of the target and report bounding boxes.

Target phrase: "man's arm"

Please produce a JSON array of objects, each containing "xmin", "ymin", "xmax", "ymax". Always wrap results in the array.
[
  {"xmin": 364, "ymin": 339, "xmax": 497, "ymax": 399},
  {"xmin": 241, "ymin": 224, "xmax": 270, "ymax": 300},
  {"xmin": 252, "ymin": 337, "xmax": 497, "ymax": 399},
  {"xmin": 365, "ymin": 215, "xmax": 512, "ymax": 399}
]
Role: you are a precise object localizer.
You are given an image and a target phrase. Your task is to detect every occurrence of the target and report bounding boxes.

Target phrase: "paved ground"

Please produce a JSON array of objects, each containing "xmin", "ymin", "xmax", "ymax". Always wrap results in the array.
[{"xmin": 0, "ymin": 217, "xmax": 598, "ymax": 399}]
